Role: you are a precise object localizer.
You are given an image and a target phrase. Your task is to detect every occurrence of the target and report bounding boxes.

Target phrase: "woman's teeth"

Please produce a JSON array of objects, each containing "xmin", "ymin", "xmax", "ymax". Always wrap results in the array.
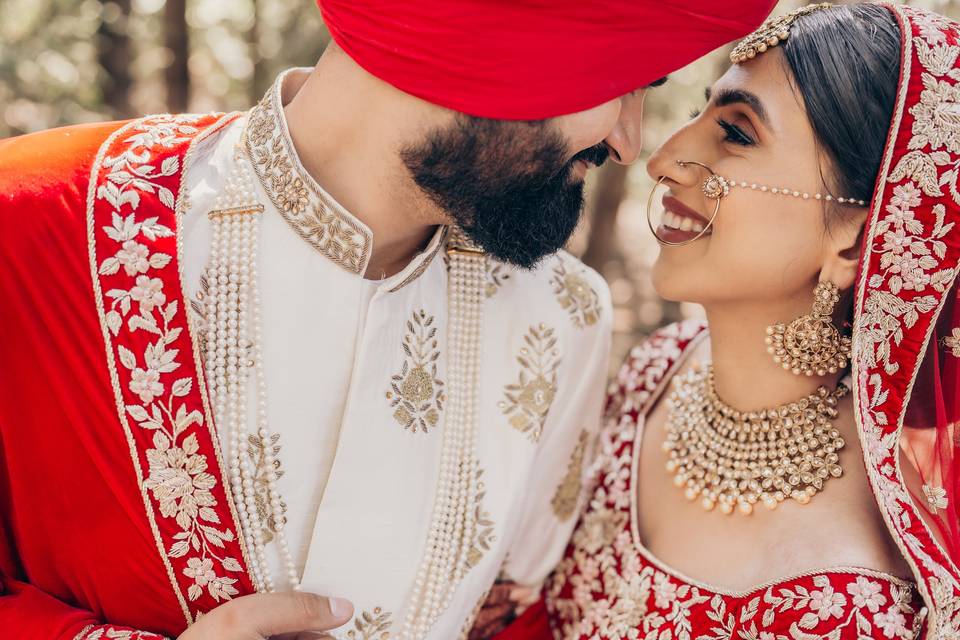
[{"xmin": 663, "ymin": 211, "xmax": 705, "ymax": 233}]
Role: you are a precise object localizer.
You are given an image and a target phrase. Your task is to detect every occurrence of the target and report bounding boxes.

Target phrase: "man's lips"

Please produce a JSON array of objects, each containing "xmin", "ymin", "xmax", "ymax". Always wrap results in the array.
[{"xmin": 660, "ymin": 194, "xmax": 713, "ymax": 234}]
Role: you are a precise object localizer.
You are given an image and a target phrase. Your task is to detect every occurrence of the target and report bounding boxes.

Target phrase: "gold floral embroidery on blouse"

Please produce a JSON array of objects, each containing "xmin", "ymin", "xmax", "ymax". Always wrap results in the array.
[
  {"xmin": 345, "ymin": 607, "xmax": 393, "ymax": 639},
  {"xmin": 924, "ymin": 484, "xmax": 949, "ymax": 513},
  {"xmin": 551, "ymin": 430, "xmax": 589, "ymax": 521},
  {"xmin": 467, "ymin": 468, "xmax": 496, "ymax": 569},
  {"xmin": 245, "ymin": 85, "xmax": 372, "ymax": 275},
  {"xmin": 500, "ymin": 324, "xmax": 561, "ymax": 442},
  {"xmin": 551, "ymin": 256, "xmax": 600, "ymax": 329},
  {"xmin": 386, "ymin": 310, "xmax": 446, "ymax": 433}
]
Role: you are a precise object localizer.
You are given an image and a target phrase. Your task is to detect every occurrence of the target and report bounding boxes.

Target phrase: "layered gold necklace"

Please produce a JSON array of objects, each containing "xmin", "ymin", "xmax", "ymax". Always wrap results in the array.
[{"xmin": 663, "ymin": 364, "xmax": 848, "ymax": 515}]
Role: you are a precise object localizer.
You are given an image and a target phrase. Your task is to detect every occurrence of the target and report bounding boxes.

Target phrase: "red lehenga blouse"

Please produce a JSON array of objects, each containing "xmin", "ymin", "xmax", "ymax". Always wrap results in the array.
[
  {"xmin": 498, "ymin": 4, "xmax": 960, "ymax": 639},
  {"xmin": 544, "ymin": 321, "xmax": 925, "ymax": 640}
]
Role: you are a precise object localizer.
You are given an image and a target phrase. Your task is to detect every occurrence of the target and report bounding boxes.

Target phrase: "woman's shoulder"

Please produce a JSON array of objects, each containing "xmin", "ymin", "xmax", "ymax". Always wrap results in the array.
[{"xmin": 605, "ymin": 319, "xmax": 708, "ymax": 419}]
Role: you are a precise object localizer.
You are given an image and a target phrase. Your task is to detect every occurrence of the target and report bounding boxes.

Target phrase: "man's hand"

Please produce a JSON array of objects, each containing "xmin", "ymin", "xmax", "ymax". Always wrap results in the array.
[{"xmin": 176, "ymin": 591, "xmax": 354, "ymax": 640}]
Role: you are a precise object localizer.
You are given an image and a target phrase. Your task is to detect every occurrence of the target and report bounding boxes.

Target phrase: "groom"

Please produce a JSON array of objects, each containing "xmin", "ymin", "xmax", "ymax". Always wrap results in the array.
[{"xmin": 0, "ymin": 1, "xmax": 775, "ymax": 638}]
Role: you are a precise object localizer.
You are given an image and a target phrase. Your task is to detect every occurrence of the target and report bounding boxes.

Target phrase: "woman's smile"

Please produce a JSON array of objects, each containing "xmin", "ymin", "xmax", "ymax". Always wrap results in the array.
[{"xmin": 658, "ymin": 194, "xmax": 713, "ymax": 243}]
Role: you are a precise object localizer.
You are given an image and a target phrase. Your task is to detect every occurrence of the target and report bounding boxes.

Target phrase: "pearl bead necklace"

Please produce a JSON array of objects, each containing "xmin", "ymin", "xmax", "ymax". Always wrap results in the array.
[
  {"xmin": 402, "ymin": 234, "xmax": 486, "ymax": 639},
  {"xmin": 204, "ymin": 140, "xmax": 300, "ymax": 592},
  {"xmin": 203, "ymin": 128, "xmax": 488, "ymax": 637}
]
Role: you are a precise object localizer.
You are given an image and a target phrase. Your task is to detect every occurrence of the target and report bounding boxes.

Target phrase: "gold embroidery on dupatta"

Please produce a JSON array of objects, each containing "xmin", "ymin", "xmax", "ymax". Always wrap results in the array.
[
  {"xmin": 551, "ymin": 430, "xmax": 589, "ymax": 521},
  {"xmin": 386, "ymin": 310, "xmax": 446, "ymax": 433},
  {"xmin": 245, "ymin": 89, "xmax": 372, "ymax": 274},
  {"xmin": 551, "ymin": 255, "xmax": 601, "ymax": 328},
  {"xmin": 345, "ymin": 608, "xmax": 393, "ymax": 639},
  {"xmin": 942, "ymin": 327, "xmax": 960, "ymax": 356},
  {"xmin": 500, "ymin": 324, "xmax": 561, "ymax": 442},
  {"xmin": 850, "ymin": 5, "xmax": 960, "ymax": 634},
  {"xmin": 89, "ymin": 114, "xmax": 250, "ymax": 618}
]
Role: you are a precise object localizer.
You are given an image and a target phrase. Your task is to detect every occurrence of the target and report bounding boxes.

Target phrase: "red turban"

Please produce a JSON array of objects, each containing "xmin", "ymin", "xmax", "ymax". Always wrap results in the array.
[{"xmin": 317, "ymin": 0, "xmax": 777, "ymax": 120}]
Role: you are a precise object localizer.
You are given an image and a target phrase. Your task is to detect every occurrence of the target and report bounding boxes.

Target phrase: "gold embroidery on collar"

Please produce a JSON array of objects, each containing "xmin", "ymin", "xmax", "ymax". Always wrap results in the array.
[
  {"xmin": 386, "ymin": 226, "xmax": 450, "ymax": 293},
  {"xmin": 244, "ymin": 90, "xmax": 372, "ymax": 275},
  {"xmin": 345, "ymin": 607, "xmax": 393, "ymax": 639},
  {"xmin": 467, "ymin": 468, "xmax": 496, "ymax": 569},
  {"xmin": 552, "ymin": 430, "xmax": 589, "ymax": 521},
  {"xmin": 500, "ymin": 324, "xmax": 561, "ymax": 442},
  {"xmin": 551, "ymin": 256, "xmax": 600, "ymax": 328},
  {"xmin": 386, "ymin": 309, "xmax": 446, "ymax": 433}
]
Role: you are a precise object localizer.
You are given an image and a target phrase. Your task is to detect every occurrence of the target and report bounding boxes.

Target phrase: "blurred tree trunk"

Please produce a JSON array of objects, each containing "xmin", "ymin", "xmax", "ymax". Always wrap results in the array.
[
  {"xmin": 97, "ymin": 0, "xmax": 133, "ymax": 118},
  {"xmin": 581, "ymin": 162, "xmax": 629, "ymax": 272},
  {"xmin": 249, "ymin": 0, "xmax": 268, "ymax": 103},
  {"xmin": 164, "ymin": 0, "xmax": 190, "ymax": 112}
]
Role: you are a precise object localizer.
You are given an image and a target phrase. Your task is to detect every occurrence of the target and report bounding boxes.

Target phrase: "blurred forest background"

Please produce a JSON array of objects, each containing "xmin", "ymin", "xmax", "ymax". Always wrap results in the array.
[{"xmin": 2, "ymin": 0, "xmax": 959, "ymax": 370}]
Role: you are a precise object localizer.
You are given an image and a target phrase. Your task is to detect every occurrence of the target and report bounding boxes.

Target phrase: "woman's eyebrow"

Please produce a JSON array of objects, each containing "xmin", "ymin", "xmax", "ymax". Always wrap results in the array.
[{"xmin": 704, "ymin": 86, "xmax": 771, "ymax": 129}]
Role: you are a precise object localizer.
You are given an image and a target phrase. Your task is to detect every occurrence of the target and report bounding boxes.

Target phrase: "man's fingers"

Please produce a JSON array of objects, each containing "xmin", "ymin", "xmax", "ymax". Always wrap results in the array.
[{"xmin": 221, "ymin": 591, "xmax": 354, "ymax": 636}]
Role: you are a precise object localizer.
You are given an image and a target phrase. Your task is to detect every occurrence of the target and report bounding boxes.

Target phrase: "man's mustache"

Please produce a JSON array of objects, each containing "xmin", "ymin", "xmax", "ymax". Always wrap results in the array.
[{"xmin": 571, "ymin": 143, "xmax": 610, "ymax": 168}]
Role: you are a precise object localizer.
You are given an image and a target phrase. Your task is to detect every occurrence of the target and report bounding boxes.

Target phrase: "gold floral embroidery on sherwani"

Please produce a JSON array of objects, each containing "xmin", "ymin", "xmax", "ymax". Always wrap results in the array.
[
  {"xmin": 345, "ymin": 608, "xmax": 393, "ymax": 639},
  {"xmin": 551, "ymin": 430, "xmax": 589, "ymax": 521},
  {"xmin": 551, "ymin": 255, "xmax": 601, "ymax": 328},
  {"xmin": 466, "ymin": 468, "xmax": 496, "ymax": 569},
  {"xmin": 246, "ymin": 432, "xmax": 287, "ymax": 542},
  {"xmin": 500, "ymin": 324, "xmax": 561, "ymax": 442},
  {"xmin": 244, "ymin": 84, "xmax": 372, "ymax": 274},
  {"xmin": 387, "ymin": 310, "xmax": 446, "ymax": 433},
  {"xmin": 485, "ymin": 261, "xmax": 512, "ymax": 298}
]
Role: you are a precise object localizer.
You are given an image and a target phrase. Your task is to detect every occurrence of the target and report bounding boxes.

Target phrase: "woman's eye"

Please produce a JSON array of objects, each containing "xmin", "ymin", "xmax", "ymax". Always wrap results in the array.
[
  {"xmin": 716, "ymin": 118, "xmax": 755, "ymax": 146},
  {"xmin": 689, "ymin": 107, "xmax": 702, "ymax": 120}
]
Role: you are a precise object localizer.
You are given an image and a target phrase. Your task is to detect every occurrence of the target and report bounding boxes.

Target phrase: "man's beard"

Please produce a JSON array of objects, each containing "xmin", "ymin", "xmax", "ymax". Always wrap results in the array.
[{"xmin": 401, "ymin": 116, "xmax": 608, "ymax": 269}]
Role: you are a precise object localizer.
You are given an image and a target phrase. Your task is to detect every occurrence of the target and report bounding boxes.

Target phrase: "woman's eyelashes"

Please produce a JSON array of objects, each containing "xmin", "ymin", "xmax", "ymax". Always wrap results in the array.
[{"xmin": 716, "ymin": 118, "xmax": 755, "ymax": 146}]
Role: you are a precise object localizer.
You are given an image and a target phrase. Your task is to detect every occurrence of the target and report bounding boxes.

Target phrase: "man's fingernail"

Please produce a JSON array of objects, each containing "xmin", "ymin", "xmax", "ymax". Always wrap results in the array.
[{"xmin": 330, "ymin": 597, "xmax": 353, "ymax": 618}]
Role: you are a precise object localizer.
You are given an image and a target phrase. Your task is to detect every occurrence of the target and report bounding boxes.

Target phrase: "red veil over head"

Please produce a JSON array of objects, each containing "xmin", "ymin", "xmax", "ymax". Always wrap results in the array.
[
  {"xmin": 316, "ymin": 0, "xmax": 777, "ymax": 120},
  {"xmin": 851, "ymin": 4, "xmax": 960, "ymax": 634}
]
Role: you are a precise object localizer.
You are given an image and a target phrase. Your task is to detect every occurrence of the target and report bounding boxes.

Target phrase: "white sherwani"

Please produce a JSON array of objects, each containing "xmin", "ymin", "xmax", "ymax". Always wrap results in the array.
[{"xmin": 180, "ymin": 69, "xmax": 611, "ymax": 638}]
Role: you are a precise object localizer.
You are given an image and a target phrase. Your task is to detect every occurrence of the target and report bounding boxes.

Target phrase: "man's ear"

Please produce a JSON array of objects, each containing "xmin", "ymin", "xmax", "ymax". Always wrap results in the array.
[{"xmin": 819, "ymin": 208, "xmax": 868, "ymax": 291}]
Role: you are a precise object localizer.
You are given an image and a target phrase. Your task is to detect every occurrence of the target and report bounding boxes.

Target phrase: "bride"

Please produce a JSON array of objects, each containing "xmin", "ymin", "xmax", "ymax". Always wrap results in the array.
[{"xmin": 494, "ymin": 3, "xmax": 960, "ymax": 639}]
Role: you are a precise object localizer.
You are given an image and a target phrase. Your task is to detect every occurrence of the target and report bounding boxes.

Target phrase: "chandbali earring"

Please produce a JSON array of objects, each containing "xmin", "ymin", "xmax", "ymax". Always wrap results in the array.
[{"xmin": 766, "ymin": 281, "xmax": 852, "ymax": 376}]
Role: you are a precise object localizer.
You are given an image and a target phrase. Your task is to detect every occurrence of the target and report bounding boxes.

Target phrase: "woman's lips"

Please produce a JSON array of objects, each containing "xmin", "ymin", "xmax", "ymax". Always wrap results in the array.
[{"xmin": 657, "ymin": 194, "xmax": 713, "ymax": 242}]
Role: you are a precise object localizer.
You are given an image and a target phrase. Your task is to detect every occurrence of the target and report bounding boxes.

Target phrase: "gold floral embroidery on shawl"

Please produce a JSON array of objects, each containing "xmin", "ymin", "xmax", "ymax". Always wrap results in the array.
[
  {"xmin": 386, "ymin": 310, "xmax": 445, "ymax": 433},
  {"xmin": 943, "ymin": 327, "xmax": 960, "ymax": 356},
  {"xmin": 345, "ymin": 608, "xmax": 393, "ymax": 640},
  {"xmin": 245, "ymin": 86, "xmax": 372, "ymax": 274},
  {"xmin": 551, "ymin": 430, "xmax": 589, "ymax": 521},
  {"xmin": 923, "ymin": 483, "xmax": 949, "ymax": 513},
  {"xmin": 500, "ymin": 324, "xmax": 560, "ymax": 442},
  {"xmin": 92, "ymin": 115, "xmax": 246, "ymax": 609},
  {"xmin": 75, "ymin": 626, "xmax": 168, "ymax": 640},
  {"xmin": 551, "ymin": 255, "xmax": 601, "ymax": 328}
]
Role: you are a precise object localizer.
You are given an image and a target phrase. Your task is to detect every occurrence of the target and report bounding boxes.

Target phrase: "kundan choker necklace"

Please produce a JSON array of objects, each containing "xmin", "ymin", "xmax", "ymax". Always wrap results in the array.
[{"xmin": 662, "ymin": 364, "xmax": 848, "ymax": 516}]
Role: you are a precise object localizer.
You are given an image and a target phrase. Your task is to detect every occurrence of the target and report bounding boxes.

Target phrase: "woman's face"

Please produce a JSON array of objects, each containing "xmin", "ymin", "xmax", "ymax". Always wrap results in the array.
[{"xmin": 647, "ymin": 50, "xmax": 856, "ymax": 307}]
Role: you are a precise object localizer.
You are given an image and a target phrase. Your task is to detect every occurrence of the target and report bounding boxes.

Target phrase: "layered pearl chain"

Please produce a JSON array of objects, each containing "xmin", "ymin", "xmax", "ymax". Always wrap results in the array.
[
  {"xmin": 663, "ymin": 364, "xmax": 848, "ymax": 516},
  {"xmin": 717, "ymin": 176, "xmax": 868, "ymax": 207},
  {"xmin": 204, "ymin": 140, "xmax": 299, "ymax": 592},
  {"xmin": 402, "ymin": 233, "xmax": 485, "ymax": 639}
]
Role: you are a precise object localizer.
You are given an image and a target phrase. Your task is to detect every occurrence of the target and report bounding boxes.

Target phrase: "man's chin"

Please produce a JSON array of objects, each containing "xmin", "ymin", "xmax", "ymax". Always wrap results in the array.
[{"xmin": 458, "ymin": 226, "xmax": 570, "ymax": 271}]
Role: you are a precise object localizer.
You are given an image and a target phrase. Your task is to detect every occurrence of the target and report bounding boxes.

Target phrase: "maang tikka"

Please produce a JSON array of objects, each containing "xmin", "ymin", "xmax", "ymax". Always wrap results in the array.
[{"xmin": 766, "ymin": 281, "xmax": 852, "ymax": 377}]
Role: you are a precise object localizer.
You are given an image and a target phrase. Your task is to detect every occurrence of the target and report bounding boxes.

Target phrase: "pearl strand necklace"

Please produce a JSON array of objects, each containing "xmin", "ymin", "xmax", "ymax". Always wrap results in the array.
[
  {"xmin": 402, "ymin": 235, "xmax": 485, "ymax": 639},
  {"xmin": 204, "ymin": 141, "xmax": 300, "ymax": 592}
]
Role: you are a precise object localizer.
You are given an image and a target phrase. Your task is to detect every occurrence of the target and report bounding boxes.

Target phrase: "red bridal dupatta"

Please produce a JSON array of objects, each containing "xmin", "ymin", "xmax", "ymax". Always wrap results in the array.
[{"xmin": 496, "ymin": 4, "xmax": 960, "ymax": 638}]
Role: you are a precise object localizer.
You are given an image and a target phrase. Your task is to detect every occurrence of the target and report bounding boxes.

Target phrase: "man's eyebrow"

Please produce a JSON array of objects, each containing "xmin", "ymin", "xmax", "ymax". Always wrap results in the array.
[{"xmin": 704, "ymin": 86, "xmax": 771, "ymax": 128}]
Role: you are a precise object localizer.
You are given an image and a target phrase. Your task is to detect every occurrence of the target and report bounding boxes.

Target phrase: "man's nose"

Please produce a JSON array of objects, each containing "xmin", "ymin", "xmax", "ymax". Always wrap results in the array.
[{"xmin": 603, "ymin": 93, "xmax": 645, "ymax": 166}]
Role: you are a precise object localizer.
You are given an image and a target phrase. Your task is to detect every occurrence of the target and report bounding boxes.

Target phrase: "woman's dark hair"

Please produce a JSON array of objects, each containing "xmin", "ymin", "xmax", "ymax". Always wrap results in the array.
[
  {"xmin": 781, "ymin": 3, "xmax": 901, "ymax": 223},
  {"xmin": 780, "ymin": 3, "xmax": 902, "ymax": 328}
]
